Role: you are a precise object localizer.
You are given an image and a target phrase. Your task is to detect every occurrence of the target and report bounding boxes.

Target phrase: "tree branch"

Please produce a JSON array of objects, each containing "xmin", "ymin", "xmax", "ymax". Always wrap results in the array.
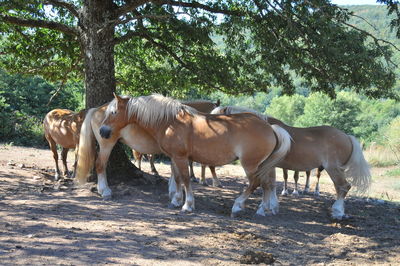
[
  {"xmin": 44, "ymin": 0, "xmax": 79, "ymax": 18},
  {"xmin": 154, "ymin": 0, "xmax": 245, "ymax": 16},
  {"xmin": 1, "ymin": 15, "xmax": 78, "ymax": 36},
  {"xmin": 116, "ymin": 0, "xmax": 152, "ymax": 17}
]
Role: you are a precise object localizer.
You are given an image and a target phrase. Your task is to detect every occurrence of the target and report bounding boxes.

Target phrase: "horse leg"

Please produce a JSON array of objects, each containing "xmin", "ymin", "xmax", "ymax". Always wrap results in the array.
[
  {"xmin": 171, "ymin": 158, "xmax": 194, "ymax": 212},
  {"xmin": 257, "ymin": 168, "xmax": 279, "ymax": 216},
  {"xmin": 304, "ymin": 170, "xmax": 311, "ymax": 194},
  {"xmin": 47, "ymin": 136, "xmax": 61, "ymax": 180},
  {"xmin": 133, "ymin": 150, "xmax": 142, "ymax": 170},
  {"xmin": 71, "ymin": 145, "xmax": 79, "ymax": 179},
  {"xmin": 95, "ymin": 142, "xmax": 116, "ymax": 199},
  {"xmin": 199, "ymin": 164, "xmax": 208, "ymax": 186},
  {"xmin": 149, "ymin": 154, "xmax": 159, "ymax": 176},
  {"xmin": 210, "ymin": 166, "xmax": 223, "ymax": 188},
  {"xmin": 292, "ymin": 171, "xmax": 300, "ymax": 195},
  {"xmin": 168, "ymin": 164, "xmax": 178, "ymax": 200},
  {"xmin": 281, "ymin": 168, "xmax": 289, "ymax": 196},
  {"xmin": 314, "ymin": 168, "xmax": 322, "ymax": 196},
  {"xmin": 189, "ymin": 160, "xmax": 198, "ymax": 182},
  {"xmin": 326, "ymin": 168, "xmax": 352, "ymax": 220},
  {"xmin": 61, "ymin": 147, "xmax": 70, "ymax": 177},
  {"xmin": 231, "ymin": 174, "xmax": 260, "ymax": 217}
]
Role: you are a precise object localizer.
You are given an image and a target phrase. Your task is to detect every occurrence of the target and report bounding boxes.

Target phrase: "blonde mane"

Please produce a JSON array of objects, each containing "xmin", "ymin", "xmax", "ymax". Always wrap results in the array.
[
  {"xmin": 212, "ymin": 106, "xmax": 269, "ymax": 121},
  {"xmin": 107, "ymin": 94, "xmax": 196, "ymax": 127}
]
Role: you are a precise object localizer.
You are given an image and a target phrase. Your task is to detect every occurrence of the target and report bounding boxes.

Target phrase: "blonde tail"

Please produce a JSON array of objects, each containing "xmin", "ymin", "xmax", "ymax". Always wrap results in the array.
[
  {"xmin": 255, "ymin": 125, "xmax": 292, "ymax": 181},
  {"xmin": 75, "ymin": 108, "xmax": 97, "ymax": 184},
  {"xmin": 343, "ymin": 135, "xmax": 371, "ymax": 194}
]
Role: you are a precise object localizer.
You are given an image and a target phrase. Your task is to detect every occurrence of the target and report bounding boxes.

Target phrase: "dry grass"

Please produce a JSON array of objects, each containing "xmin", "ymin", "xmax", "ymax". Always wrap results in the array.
[{"xmin": 364, "ymin": 144, "xmax": 400, "ymax": 167}]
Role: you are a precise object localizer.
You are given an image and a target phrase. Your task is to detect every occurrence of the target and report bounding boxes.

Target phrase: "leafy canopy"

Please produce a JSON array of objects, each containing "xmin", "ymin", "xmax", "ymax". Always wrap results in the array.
[{"xmin": 0, "ymin": 0, "xmax": 398, "ymax": 99}]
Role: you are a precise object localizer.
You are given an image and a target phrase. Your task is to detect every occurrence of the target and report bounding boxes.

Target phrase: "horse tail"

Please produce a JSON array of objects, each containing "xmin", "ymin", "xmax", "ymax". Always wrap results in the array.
[
  {"xmin": 75, "ymin": 108, "xmax": 97, "ymax": 185},
  {"xmin": 255, "ymin": 125, "xmax": 292, "ymax": 181},
  {"xmin": 343, "ymin": 135, "xmax": 371, "ymax": 194}
]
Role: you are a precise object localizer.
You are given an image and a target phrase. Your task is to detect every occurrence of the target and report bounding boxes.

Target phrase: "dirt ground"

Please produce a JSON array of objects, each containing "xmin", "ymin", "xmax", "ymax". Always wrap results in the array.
[{"xmin": 0, "ymin": 144, "xmax": 399, "ymax": 265}]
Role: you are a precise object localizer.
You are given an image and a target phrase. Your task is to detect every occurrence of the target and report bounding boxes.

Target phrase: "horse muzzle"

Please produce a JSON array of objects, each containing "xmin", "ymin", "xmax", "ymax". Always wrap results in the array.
[{"xmin": 99, "ymin": 125, "xmax": 112, "ymax": 139}]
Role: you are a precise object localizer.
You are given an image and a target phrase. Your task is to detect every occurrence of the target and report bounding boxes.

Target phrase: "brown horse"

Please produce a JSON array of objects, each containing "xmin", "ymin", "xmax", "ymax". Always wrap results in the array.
[
  {"xmin": 281, "ymin": 168, "xmax": 323, "ymax": 196},
  {"xmin": 43, "ymin": 109, "xmax": 86, "ymax": 180},
  {"xmin": 89, "ymin": 94, "xmax": 291, "ymax": 216},
  {"xmin": 211, "ymin": 106, "xmax": 371, "ymax": 220}
]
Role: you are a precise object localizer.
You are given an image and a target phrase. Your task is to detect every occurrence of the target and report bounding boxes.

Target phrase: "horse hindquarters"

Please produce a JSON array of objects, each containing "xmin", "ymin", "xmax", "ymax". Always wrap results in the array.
[{"xmin": 327, "ymin": 135, "xmax": 371, "ymax": 220}]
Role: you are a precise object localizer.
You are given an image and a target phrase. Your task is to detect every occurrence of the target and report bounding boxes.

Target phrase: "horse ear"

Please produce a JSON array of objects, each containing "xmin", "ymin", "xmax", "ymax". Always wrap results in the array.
[
  {"xmin": 113, "ymin": 92, "xmax": 122, "ymax": 102},
  {"xmin": 222, "ymin": 107, "xmax": 228, "ymax": 114},
  {"xmin": 215, "ymin": 99, "xmax": 221, "ymax": 107}
]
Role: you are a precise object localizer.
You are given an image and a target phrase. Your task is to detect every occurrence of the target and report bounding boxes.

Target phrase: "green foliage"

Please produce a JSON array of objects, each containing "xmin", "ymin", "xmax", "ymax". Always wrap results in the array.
[
  {"xmin": 386, "ymin": 167, "xmax": 400, "ymax": 177},
  {"xmin": 266, "ymin": 94, "xmax": 306, "ymax": 125},
  {"xmin": 295, "ymin": 92, "xmax": 334, "ymax": 127},
  {"xmin": 0, "ymin": 69, "xmax": 83, "ymax": 146},
  {"xmin": 354, "ymin": 98, "xmax": 400, "ymax": 143},
  {"xmin": 1, "ymin": 1, "xmax": 398, "ymax": 100}
]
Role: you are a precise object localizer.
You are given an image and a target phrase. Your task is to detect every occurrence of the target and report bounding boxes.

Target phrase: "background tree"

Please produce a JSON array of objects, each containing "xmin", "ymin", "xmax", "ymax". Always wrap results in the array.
[{"xmin": 1, "ymin": 0, "xmax": 399, "ymax": 181}]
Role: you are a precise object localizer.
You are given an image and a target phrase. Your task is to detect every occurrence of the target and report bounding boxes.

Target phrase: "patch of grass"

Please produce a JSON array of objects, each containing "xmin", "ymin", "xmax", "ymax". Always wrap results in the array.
[{"xmin": 386, "ymin": 167, "xmax": 400, "ymax": 177}]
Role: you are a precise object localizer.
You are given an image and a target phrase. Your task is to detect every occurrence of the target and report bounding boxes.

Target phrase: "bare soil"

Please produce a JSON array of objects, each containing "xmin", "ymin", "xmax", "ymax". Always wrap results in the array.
[{"xmin": 0, "ymin": 144, "xmax": 399, "ymax": 265}]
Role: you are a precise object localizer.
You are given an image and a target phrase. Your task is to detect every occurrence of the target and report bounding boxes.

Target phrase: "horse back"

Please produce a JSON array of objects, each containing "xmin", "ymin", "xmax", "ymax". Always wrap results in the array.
[
  {"xmin": 43, "ymin": 109, "xmax": 81, "ymax": 148},
  {"xmin": 278, "ymin": 125, "xmax": 352, "ymax": 170},
  {"xmin": 184, "ymin": 101, "xmax": 216, "ymax": 113},
  {"xmin": 160, "ymin": 112, "xmax": 277, "ymax": 166}
]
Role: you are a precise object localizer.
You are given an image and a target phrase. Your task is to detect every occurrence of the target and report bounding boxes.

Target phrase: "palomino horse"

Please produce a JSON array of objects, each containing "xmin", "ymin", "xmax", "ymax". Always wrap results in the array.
[
  {"xmin": 95, "ymin": 94, "xmax": 292, "ymax": 216},
  {"xmin": 75, "ymin": 102, "xmax": 162, "ymax": 199},
  {"xmin": 132, "ymin": 100, "xmax": 222, "ymax": 187},
  {"xmin": 132, "ymin": 150, "xmax": 159, "ymax": 176},
  {"xmin": 281, "ymin": 167, "xmax": 323, "ymax": 196},
  {"xmin": 211, "ymin": 106, "xmax": 371, "ymax": 220},
  {"xmin": 43, "ymin": 109, "xmax": 86, "ymax": 180}
]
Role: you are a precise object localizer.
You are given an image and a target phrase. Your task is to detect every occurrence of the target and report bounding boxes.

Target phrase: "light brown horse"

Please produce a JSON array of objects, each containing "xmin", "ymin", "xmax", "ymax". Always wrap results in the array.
[
  {"xmin": 211, "ymin": 106, "xmax": 371, "ymax": 220},
  {"xmin": 132, "ymin": 100, "xmax": 222, "ymax": 186},
  {"xmin": 89, "ymin": 94, "xmax": 291, "ymax": 216},
  {"xmin": 43, "ymin": 109, "xmax": 86, "ymax": 180},
  {"xmin": 281, "ymin": 167, "xmax": 323, "ymax": 196},
  {"xmin": 75, "ymin": 103, "xmax": 162, "ymax": 199},
  {"xmin": 132, "ymin": 150, "xmax": 159, "ymax": 176}
]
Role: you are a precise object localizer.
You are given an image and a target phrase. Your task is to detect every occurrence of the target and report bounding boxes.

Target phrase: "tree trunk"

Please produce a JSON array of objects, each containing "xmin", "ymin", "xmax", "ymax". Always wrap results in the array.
[{"xmin": 78, "ymin": 1, "xmax": 160, "ymax": 184}]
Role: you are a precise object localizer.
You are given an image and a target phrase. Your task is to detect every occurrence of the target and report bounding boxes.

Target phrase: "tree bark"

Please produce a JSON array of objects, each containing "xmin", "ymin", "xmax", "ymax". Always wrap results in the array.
[{"xmin": 78, "ymin": 0, "xmax": 160, "ymax": 184}]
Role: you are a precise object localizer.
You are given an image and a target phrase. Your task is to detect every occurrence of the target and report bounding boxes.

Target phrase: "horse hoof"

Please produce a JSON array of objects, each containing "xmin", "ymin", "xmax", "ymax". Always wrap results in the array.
[
  {"xmin": 281, "ymin": 190, "xmax": 288, "ymax": 196},
  {"xmin": 168, "ymin": 203, "xmax": 180, "ymax": 209},
  {"xmin": 231, "ymin": 209, "xmax": 244, "ymax": 218},
  {"xmin": 214, "ymin": 184, "xmax": 223, "ymax": 188},
  {"xmin": 292, "ymin": 191, "xmax": 300, "ymax": 196},
  {"xmin": 255, "ymin": 209, "xmax": 266, "ymax": 217},
  {"xmin": 331, "ymin": 214, "xmax": 352, "ymax": 221},
  {"xmin": 152, "ymin": 171, "xmax": 159, "ymax": 176},
  {"xmin": 102, "ymin": 195, "xmax": 112, "ymax": 201},
  {"xmin": 200, "ymin": 182, "xmax": 209, "ymax": 187},
  {"xmin": 181, "ymin": 205, "xmax": 194, "ymax": 213}
]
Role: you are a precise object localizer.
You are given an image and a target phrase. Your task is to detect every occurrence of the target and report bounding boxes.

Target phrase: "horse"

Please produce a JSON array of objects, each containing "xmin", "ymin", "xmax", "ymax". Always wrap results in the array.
[
  {"xmin": 94, "ymin": 94, "xmax": 292, "ymax": 216},
  {"xmin": 132, "ymin": 150, "xmax": 159, "ymax": 176},
  {"xmin": 43, "ymin": 109, "xmax": 86, "ymax": 180},
  {"xmin": 281, "ymin": 167, "xmax": 323, "ymax": 196},
  {"xmin": 211, "ymin": 106, "xmax": 371, "ymax": 220},
  {"xmin": 75, "ymin": 102, "xmax": 162, "ymax": 199},
  {"xmin": 132, "ymin": 99, "xmax": 222, "ymax": 186}
]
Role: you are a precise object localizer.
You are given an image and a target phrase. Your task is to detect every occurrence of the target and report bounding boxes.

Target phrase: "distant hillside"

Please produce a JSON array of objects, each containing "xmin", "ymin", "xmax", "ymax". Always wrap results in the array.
[{"xmin": 346, "ymin": 5, "xmax": 400, "ymax": 71}]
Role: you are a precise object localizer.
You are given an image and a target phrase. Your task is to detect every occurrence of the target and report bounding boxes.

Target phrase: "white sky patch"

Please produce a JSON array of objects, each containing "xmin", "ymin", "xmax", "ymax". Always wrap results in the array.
[{"xmin": 330, "ymin": 0, "xmax": 382, "ymax": 5}]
